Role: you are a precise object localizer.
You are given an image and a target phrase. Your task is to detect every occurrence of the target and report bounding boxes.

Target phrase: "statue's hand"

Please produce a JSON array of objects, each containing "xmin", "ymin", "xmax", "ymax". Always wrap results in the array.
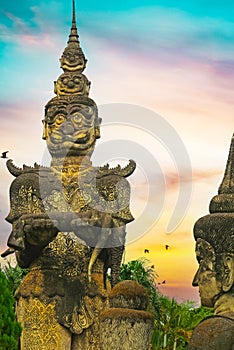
[{"xmin": 20, "ymin": 213, "xmax": 59, "ymax": 247}]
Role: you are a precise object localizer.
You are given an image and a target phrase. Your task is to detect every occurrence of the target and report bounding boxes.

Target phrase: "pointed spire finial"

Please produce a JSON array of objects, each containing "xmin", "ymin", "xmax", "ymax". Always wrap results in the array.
[
  {"xmin": 72, "ymin": 0, "xmax": 76, "ymax": 27},
  {"xmin": 68, "ymin": 0, "xmax": 79, "ymax": 44},
  {"xmin": 58, "ymin": 0, "xmax": 87, "ymax": 73},
  {"xmin": 209, "ymin": 134, "xmax": 234, "ymax": 213},
  {"xmin": 53, "ymin": 0, "xmax": 90, "ymax": 97},
  {"xmin": 218, "ymin": 134, "xmax": 234, "ymax": 194}
]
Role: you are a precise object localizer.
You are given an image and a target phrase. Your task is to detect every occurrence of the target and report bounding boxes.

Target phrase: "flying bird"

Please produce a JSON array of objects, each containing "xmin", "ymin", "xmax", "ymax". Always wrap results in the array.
[
  {"xmin": 165, "ymin": 245, "xmax": 170, "ymax": 250},
  {"xmin": 1, "ymin": 151, "xmax": 9, "ymax": 159},
  {"xmin": 144, "ymin": 249, "xmax": 149, "ymax": 254},
  {"xmin": 158, "ymin": 280, "xmax": 166, "ymax": 285}
]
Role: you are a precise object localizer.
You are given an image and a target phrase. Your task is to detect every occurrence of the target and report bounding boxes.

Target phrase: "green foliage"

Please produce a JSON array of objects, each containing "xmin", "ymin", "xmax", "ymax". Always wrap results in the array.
[
  {"xmin": 0, "ymin": 268, "xmax": 21, "ymax": 350},
  {"xmin": 119, "ymin": 258, "xmax": 158, "ymax": 289},
  {"xmin": 3, "ymin": 261, "xmax": 28, "ymax": 295},
  {"xmin": 119, "ymin": 258, "xmax": 161, "ymax": 317},
  {"xmin": 119, "ymin": 258, "xmax": 213, "ymax": 349},
  {"xmin": 152, "ymin": 297, "xmax": 213, "ymax": 349}
]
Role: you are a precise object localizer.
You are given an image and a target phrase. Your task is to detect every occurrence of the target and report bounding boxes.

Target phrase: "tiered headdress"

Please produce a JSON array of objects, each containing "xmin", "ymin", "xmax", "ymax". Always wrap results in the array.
[
  {"xmin": 194, "ymin": 135, "xmax": 234, "ymax": 254},
  {"xmin": 54, "ymin": 0, "xmax": 90, "ymax": 98}
]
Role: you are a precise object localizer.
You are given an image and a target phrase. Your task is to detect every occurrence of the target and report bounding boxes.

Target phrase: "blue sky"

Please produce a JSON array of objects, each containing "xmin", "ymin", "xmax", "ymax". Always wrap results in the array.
[
  {"xmin": 0, "ymin": 0, "xmax": 234, "ymax": 302},
  {"xmin": 1, "ymin": 0, "xmax": 234, "ymax": 108}
]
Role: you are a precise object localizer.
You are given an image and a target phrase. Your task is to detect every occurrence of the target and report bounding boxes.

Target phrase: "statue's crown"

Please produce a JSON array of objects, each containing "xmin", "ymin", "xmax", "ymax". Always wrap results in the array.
[
  {"xmin": 53, "ymin": 0, "xmax": 91, "ymax": 98},
  {"xmin": 209, "ymin": 134, "xmax": 234, "ymax": 213}
]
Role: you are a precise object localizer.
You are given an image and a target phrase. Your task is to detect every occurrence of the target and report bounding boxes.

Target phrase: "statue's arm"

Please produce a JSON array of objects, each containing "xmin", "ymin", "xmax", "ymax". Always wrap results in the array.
[{"xmin": 9, "ymin": 213, "xmax": 59, "ymax": 268}]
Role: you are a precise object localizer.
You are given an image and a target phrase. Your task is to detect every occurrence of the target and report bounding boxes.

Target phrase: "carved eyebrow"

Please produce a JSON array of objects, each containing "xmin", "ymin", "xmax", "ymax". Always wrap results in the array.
[
  {"xmin": 46, "ymin": 109, "xmax": 67, "ymax": 123},
  {"xmin": 69, "ymin": 104, "xmax": 85, "ymax": 111},
  {"xmin": 54, "ymin": 109, "xmax": 67, "ymax": 115}
]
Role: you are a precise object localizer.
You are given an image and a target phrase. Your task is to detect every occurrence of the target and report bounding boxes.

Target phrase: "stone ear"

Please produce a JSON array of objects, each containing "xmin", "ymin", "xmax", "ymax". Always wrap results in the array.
[
  {"xmin": 42, "ymin": 120, "xmax": 48, "ymax": 140},
  {"xmin": 95, "ymin": 118, "xmax": 102, "ymax": 139},
  {"xmin": 95, "ymin": 125, "xmax": 101, "ymax": 139},
  {"xmin": 222, "ymin": 254, "xmax": 234, "ymax": 292}
]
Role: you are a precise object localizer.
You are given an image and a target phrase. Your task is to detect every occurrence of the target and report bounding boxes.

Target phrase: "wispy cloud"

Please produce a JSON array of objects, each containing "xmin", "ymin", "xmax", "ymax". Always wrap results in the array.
[
  {"xmin": 0, "ymin": 15, "xmax": 59, "ymax": 50},
  {"xmin": 80, "ymin": 6, "xmax": 234, "ymax": 63}
]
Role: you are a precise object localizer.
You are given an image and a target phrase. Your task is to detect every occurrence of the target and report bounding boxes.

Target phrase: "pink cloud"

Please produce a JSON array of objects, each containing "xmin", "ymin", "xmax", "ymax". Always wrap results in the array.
[{"xmin": 19, "ymin": 33, "xmax": 57, "ymax": 49}]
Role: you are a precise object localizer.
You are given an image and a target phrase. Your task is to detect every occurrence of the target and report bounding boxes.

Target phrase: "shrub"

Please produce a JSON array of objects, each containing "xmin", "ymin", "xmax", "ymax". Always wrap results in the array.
[{"xmin": 0, "ymin": 268, "xmax": 21, "ymax": 350}]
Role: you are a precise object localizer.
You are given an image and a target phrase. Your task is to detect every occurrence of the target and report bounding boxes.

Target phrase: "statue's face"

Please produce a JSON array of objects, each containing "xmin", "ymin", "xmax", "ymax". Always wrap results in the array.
[
  {"xmin": 60, "ymin": 46, "xmax": 86, "ymax": 72},
  {"xmin": 192, "ymin": 238, "xmax": 222, "ymax": 307},
  {"xmin": 43, "ymin": 100, "xmax": 100, "ymax": 158}
]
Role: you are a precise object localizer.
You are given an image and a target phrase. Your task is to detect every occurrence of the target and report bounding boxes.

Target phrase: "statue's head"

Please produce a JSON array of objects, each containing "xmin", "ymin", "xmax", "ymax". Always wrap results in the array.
[
  {"xmin": 43, "ymin": 95, "xmax": 101, "ymax": 158},
  {"xmin": 193, "ymin": 214, "xmax": 234, "ymax": 307},
  {"xmin": 42, "ymin": 1, "xmax": 102, "ymax": 161},
  {"xmin": 192, "ymin": 135, "xmax": 234, "ymax": 308}
]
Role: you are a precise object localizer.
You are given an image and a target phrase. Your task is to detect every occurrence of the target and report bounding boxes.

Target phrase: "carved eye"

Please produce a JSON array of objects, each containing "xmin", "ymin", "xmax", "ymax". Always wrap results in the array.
[
  {"xmin": 46, "ymin": 115, "xmax": 54, "ymax": 124},
  {"xmin": 56, "ymin": 114, "xmax": 66, "ymax": 125},
  {"xmin": 83, "ymin": 106, "xmax": 94, "ymax": 119},
  {"xmin": 74, "ymin": 78, "xmax": 80, "ymax": 84},
  {"xmin": 72, "ymin": 113, "xmax": 83, "ymax": 124},
  {"xmin": 63, "ymin": 78, "xmax": 68, "ymax": 85}
]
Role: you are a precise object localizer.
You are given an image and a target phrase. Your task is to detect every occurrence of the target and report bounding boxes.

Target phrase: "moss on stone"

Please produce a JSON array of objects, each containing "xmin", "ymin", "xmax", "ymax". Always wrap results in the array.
[
  {"xmin": 100, "ymin": 307, "xmax": 154, "ymax": 322},
  {"xmin": 109, "ymin": 280, "xmax": 148, "ymax": 298}
]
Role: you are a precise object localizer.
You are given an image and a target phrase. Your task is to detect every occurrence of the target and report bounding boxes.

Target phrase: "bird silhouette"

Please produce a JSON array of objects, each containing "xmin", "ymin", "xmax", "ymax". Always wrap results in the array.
[
  {"xmin": 144, "ymin": 249, "xmax": 149, "ymax": 253},
  {"xmin": 1, "ymin": 151, "xmax": 9, "ymax": 159},
  {"xmin": 158, "ymin": 280, "xmax": 166, "ymax": 285},
  {"xmin": 165, "ymin": 245, "xmax": 170, "ymax": 250}
]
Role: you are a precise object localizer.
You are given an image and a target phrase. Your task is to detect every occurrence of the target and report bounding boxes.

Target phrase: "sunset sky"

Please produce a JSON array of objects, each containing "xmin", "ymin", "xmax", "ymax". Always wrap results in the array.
[{"xmin": 0, "ymin": 0, "xmax": 234, "ymax": 304}]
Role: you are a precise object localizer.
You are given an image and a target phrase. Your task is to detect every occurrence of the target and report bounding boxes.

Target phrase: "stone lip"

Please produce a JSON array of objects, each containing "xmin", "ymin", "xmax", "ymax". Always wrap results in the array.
[
  {"xmin": 100, "ymin": 308, "xmax": 154, "ymax": 322},
  {"xmin": 209, "ymin": 194, "xmax": 234, "ymax": 213}
]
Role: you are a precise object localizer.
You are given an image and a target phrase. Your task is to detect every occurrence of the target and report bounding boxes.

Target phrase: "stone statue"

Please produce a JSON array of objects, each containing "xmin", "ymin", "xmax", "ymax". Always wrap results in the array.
[
  {"xmin": 188, "ymin": 135, "xmax": 234, "ymax": 350},
  {"xmin": 1, "ymin": 1, "xmax": 137, "ymax": 349}
]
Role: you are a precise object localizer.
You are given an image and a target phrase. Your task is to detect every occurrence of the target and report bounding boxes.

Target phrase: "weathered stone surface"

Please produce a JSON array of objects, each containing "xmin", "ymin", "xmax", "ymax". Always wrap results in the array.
[
  {"xmin": 109, "ymin": 280, "xmax": 148, "ymax": 310},
  {"xmin": 189, "ymin": 135, "xmax": 234, "ymax": 349},
  {"xmin": 100, "ymin": 281, "xmax": 154, "ymax": 350},
  {"xmin": 188, "ymin": 315, "xmax": 234, "ymax": 350}
]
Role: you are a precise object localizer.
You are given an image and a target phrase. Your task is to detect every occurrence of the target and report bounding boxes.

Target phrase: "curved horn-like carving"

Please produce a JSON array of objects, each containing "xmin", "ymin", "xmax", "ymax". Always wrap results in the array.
[
  {"xmin": 6, "ymin": 160, "xmax": 44, "ymax": 176},
  {"xmin": 120, "ymin": 159, "xmax": 136, "ymax": 177},
  {"xmin": 22, "ymin": 163, "xmax": 42, "ymax": 171},
  {"xmin": 98, "ymin": 159, "xmax": 136, "ymax": 178},
  {"xmin": 6, "ymin": 159, "xmax": 23, "ymax": 177}
]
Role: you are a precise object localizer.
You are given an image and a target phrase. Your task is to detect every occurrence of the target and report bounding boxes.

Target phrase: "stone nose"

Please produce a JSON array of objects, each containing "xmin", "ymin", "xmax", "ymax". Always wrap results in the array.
[
  {"xmin": 192, "ymin": 269, "xmax": 199, "ymax": 287},
  {"xmin": 68, "ymin": 81, "xmax": 75, "ymax": 88},
  {"xmin": 61, "ymin": 121, "xmax": 74, "ymax": 135}
]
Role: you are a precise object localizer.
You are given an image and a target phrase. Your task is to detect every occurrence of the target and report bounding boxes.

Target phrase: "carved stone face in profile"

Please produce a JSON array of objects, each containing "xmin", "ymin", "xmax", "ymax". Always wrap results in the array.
[
  {"xmin": 43, "ymin": 97, "xmax": 101, "ymax": 158},
  {"xmin": 193, "ymin": 214, "xmax": 234, "ymax": 309},
  {"xmin": 192, "ymin": 238, "xmax": 222, "ymax": 307}
]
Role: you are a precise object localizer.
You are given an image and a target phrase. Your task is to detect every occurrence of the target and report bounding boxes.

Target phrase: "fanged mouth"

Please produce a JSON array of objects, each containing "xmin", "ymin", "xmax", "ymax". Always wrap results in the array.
[
  {"xmin": 50, "ymin": 132, "xmax": 89, "ymax": 145},
  {"xmin": 74, "ymin": 132, "xmax": 89, "ymax": 144}
]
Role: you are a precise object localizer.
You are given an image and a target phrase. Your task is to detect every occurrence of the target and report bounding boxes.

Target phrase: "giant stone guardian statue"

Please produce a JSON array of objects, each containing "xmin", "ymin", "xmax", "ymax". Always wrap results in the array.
[{"xmin": 2, "ymin": 2, "xmax": 137, "ymax": 349}]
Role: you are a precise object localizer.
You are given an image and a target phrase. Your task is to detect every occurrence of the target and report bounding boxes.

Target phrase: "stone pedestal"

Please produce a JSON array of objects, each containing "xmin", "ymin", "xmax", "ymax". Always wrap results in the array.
[{"xmin": 100, "ymin": 280, "xmax": 154, "ymax": 350}]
